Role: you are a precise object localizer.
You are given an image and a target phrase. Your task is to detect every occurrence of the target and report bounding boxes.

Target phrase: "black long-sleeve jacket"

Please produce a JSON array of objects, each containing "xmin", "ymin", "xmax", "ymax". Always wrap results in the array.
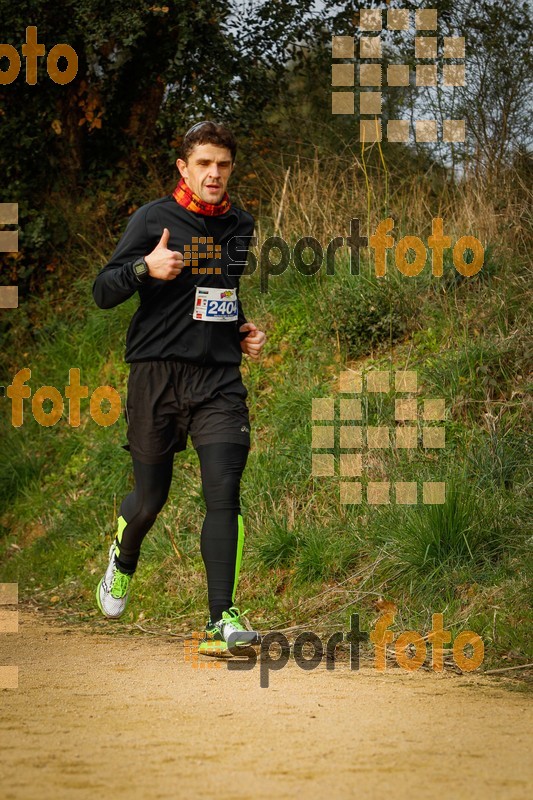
[{"xmin": 92, "ymin": 194, "xmax": 255, "ymax": 366}]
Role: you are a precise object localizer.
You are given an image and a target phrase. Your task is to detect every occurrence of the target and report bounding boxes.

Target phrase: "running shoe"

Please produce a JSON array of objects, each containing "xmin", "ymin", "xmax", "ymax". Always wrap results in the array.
[
  {"xmin": 96, "ymin": 542, "xmax": 132, "ymax": 619},
  {"xmin": 198, "ymin": 606, "xmax": 261, "ymax": 657}
]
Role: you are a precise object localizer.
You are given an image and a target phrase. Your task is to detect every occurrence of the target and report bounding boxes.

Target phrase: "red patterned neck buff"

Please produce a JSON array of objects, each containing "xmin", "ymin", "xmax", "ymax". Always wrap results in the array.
[{"xmin": 172, "ymin": 177, "xmax": 231, "ymax": 216}]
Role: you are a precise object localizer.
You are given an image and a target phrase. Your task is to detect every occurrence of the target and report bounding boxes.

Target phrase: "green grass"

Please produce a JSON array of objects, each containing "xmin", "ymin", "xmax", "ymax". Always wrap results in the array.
[
  {"xmin": 0, "ymin": 187, "xmax": 531, "ymax": 671},
  {"xmin": 370, "ymin": 480, "xmax": 505, "ymax": 577}
]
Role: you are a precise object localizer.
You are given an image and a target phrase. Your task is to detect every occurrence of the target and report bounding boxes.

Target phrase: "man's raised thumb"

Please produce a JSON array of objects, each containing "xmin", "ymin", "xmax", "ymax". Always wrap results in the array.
[{"xmin": 158, "ymin": 228, "xmax": 170, "ymax": 248}]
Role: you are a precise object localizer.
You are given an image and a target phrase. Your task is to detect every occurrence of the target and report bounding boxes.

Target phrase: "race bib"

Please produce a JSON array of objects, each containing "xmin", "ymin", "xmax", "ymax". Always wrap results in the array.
[{"xmin": 193, "ymin": 286, "xmax": 238, "ymax": 322}]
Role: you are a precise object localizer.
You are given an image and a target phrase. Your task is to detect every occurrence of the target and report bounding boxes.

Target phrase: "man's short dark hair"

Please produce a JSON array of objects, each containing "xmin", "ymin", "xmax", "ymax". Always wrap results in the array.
[{"xmin": 179, "ymin": 121, "xmax": 237, "ymax": 164}]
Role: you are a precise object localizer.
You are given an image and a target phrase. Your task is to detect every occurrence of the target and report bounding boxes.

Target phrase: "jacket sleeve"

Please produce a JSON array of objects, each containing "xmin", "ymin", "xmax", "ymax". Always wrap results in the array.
[
  {"xmin": 92, "ymin": 206, "xmax": 151, "ymax": 309},
  {"xmin": 237, "ymin": 218, "xmax": 254, "ymax": 341},
  {"xmin": 237, "ymin": 297, "xmax": 250, "ymax": 340}
]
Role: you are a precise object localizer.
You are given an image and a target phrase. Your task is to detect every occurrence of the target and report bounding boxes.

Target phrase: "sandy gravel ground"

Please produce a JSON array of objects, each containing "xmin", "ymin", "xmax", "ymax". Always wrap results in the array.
[{"xmin": 0, "ymin": 610, "xmax": 531, "ymax": 800}]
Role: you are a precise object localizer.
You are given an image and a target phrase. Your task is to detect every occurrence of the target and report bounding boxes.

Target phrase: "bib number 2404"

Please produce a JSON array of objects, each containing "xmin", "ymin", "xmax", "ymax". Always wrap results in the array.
[{"xmin": 193, "ymin": 286, "xmax": 239, "ymax": 322}]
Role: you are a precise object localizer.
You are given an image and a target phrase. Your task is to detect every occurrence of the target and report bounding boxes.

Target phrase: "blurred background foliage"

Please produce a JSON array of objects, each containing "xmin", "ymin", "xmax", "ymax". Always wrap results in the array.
[{"xmin": 1, "ymin": 0, "xmax": 529, "ymax": 298}]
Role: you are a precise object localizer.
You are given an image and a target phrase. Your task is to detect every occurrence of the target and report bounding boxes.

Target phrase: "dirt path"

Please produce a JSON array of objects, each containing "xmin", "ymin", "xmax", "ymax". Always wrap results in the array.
[{"xmin": 0, "ymin": 610, "xmax": 531, "ymax": 799}]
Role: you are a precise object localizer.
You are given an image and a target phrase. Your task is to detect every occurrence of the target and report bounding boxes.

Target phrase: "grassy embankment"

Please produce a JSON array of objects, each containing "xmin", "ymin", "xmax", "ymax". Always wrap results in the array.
[{"xmin": 0, "ymin": 153, "xmax": 531, "ymax": 671}]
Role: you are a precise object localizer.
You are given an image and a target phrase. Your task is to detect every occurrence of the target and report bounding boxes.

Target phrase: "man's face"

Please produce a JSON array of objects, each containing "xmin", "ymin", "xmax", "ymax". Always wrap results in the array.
[{"xmin": 176, "ymin": 143, "xmax": 234, "ymax": 204}]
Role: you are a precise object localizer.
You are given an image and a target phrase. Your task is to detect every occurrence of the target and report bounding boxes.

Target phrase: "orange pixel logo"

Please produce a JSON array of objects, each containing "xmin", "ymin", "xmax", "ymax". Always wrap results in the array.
[
  {"xmin": 0, "ymin": 202, "xmax": 19, "ymax": 308},
  {"xmin": 332, "ymin": 8, "xmax": 466, "ymax": 143},
  {"xmin": 183, "ymin": 631, "xmax": 221, "ymax": 669},
  {"xmin": 184, "ymin": 236, "xmax": 222, "ymax": 274},
  {"xmin": 311, "ymin": 369, "xmax": 446, "ymax": 505},
  {"xmin": 0, "ymin": 583, "xmax": 19, "ymax": 689}
]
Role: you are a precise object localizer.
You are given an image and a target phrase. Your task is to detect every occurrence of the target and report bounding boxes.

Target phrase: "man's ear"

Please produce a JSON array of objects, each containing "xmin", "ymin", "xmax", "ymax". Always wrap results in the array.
[{"xmin": 176, "ymin": 157, "xmax": 187, "ymax": 178}]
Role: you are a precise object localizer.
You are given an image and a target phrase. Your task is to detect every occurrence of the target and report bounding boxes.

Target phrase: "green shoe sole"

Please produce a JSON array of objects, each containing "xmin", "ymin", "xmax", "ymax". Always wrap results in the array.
[
  {"xmin": 198, "ymin": 639, "xmax": 232, "ymax": 657},
  {"xmin": 96, "ymin": 578, "xmax": 104, "ymax": 615},
  {"xmin": 198, "ymin": 638, "xmax": 261, "ymax": 657}
]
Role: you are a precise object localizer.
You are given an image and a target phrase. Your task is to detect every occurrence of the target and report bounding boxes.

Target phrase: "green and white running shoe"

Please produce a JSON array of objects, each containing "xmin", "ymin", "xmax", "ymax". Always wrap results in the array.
[
  {"xmin": 198, "ymin": 606, "xmax": 261, "ymax": 657},
  {"xmin": 96, "ymin": 542, "xmax": 132, "ymax": 619}
]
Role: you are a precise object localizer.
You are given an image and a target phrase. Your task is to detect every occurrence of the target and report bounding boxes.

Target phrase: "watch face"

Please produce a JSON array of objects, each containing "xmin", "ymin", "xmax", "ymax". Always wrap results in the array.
[{"xmin": 134, "ymin": 260, "xmax": 147, "ymax": 276}]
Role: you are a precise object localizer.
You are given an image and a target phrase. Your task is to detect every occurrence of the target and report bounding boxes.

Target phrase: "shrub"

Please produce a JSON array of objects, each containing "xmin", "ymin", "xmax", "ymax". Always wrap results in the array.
[{"xmin": 329, "ymin": 272, "xmax": 414, "ymax": 358}]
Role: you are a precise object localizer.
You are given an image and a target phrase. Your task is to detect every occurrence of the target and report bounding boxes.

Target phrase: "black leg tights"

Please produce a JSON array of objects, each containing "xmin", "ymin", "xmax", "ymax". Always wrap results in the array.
[
  {"xmin": 113, "ymin": 442, "xmax": 249, "ymax": 623},
  {"xmin": 114, "ymin": 456, "xmax": 174, "ymax": 573},
  {"xmin": 197, "ymin": 442, "xmax": 249, "ymax": 623}
]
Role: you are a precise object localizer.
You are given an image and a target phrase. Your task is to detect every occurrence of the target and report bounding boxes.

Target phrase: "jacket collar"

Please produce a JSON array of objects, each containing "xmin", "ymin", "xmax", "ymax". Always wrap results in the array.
[{"xmin": 171, "ymin": 199, "xmax": 241, "ymax": 243}]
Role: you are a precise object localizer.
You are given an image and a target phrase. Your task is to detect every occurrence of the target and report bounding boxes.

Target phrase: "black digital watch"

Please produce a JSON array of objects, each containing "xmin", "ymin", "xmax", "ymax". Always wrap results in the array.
[{"xmin": 132, "ymin": 257, "xmax": 150, "ymax": 283}]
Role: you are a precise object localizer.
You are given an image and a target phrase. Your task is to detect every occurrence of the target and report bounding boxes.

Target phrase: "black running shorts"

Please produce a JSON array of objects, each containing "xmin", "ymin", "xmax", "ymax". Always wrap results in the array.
[{"xmin": 122, "ymin": 360, "xmax": 251, "ymax": 464}]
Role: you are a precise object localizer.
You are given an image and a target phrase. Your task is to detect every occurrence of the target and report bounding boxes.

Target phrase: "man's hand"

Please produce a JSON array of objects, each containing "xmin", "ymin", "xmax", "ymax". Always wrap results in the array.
[
  {"xmin": 145, "ymin": 228, "xmax": 184, "ymax": 280},
  {"xmin": 239, "ymin": 322, "xmax": 266, "ymax": 362}
]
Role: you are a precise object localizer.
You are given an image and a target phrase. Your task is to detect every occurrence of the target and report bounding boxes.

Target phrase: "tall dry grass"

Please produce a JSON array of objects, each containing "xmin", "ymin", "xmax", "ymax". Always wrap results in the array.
[{"xmin": 250, "ymin": 146, "xmax": 531, "ymax": 266}]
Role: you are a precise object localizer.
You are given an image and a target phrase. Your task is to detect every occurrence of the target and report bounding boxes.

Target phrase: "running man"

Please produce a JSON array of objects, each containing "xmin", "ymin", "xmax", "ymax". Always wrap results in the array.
[{"xmin": 92, "ymin": 120, "xmax": 266, "ymax": 656}]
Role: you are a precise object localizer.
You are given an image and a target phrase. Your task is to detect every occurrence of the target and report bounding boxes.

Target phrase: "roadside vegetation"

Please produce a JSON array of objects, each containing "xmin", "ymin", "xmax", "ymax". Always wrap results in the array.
[{"xmin": 0, "ymin": 144, "xmax": 530, "ymax": 671}]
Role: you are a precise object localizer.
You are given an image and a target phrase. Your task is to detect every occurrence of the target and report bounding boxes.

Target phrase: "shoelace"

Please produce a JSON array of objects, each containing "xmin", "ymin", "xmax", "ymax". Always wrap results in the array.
[
  {"xmin": 110, "ymin": 569, "xmax": 131, "ymax": 599},
  {"xmin": 221, "ymin": 606, "xmax": 251, "ymax": 631}
]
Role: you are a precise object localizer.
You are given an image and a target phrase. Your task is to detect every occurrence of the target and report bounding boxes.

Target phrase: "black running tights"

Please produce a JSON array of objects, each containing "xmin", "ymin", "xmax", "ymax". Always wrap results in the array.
[{"xmin": 114, "ymin": 442, "xmax": 249, "ymax": 623}]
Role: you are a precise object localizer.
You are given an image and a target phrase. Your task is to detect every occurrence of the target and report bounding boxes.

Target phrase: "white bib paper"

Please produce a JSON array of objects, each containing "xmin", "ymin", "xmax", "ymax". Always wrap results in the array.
[{"xmin": 193, "ymin": 286, "xmax": 239, "ymax": 322}]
